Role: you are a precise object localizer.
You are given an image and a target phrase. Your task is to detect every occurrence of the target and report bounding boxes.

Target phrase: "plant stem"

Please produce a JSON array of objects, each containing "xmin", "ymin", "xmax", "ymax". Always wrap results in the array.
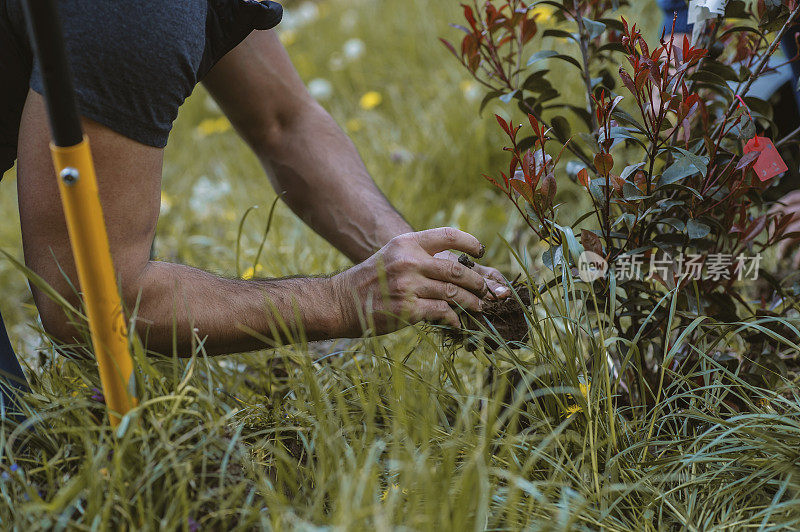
[
  {"xmin": 573, "ymin": 0, "xmax": 599, "ymax": 135},
  {"xmin": 776, "ymin": 123, "xmax": 800, "ymax": 147}
]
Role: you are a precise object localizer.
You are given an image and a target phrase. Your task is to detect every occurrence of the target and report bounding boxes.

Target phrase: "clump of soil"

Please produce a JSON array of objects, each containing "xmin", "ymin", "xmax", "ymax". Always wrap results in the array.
[{"xmin": 445, "ymin": 280, "xmax": 533, "ymax": 352}]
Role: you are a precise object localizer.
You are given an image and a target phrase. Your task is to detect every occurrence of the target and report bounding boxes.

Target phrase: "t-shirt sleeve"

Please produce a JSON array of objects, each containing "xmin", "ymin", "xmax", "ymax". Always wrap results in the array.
[{"xmin": 28, "ymin": 0, "xmax": 282, "ymax": 148}]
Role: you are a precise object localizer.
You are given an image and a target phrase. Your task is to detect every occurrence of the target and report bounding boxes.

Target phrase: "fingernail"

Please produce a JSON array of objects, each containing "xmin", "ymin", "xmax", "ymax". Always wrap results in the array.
[
  {"xmin": 496, "ymin": 286, "xmax": 510, "ymax": 296},
  {"xmin": 477, "ymin": 243, "xmax": 486, "ymax": 258}
]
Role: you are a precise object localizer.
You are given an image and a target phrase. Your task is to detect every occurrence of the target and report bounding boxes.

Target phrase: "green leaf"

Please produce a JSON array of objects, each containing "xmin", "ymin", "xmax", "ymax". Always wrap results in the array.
[
  {"xmin": 527, "ymin": 50, "xmax": 559, "ymax": 66},
  {"xmin": 660, "ymin": 218, "xmax": 685, "ymax": 231},
  {"xmin": 599, "ymin": 126, "xmax": 647, "ymax": 149},
  {"xmin": 735, "ymin": 119, "xmax": 757, "ymax": 141},
  {"xmin": 673, "ymin": 148, "xmax": 709, "ymax": 177},
  {"xmin": 479, "ymin": 90, "xmax": 503, "ymax": 115},
  {"xmin": 556, "ymin": 224, "xmax": 583, "ymax": 262},
  {"xmin": 701, "ymin": 60, "xmax": 739, "ymax": 82},
  {"xmin": 522, "ymin": 70, "xmax": 553, "ymax": 92},
  {"xmin": 597, "ymin": 41, "xmax": 626, "ymax": 54},
  {"xmin": 743, "ymin": 96, "xmax": 773, "ymax": 120},
  {"xmin": 548, "ymin": 54, "xmax": 583, "ymax": 71},
  {"xmin": 551, "ymin": 115, "xmax": 571, "ymax": 143},
  {"xmin": 688, "ymin": 70, "xmax": 731, "ymax": 91},
  {"xmin": 589, "ymin": 179, "xmax": 606, "ymax": 205},
  {"xmin": 543, "ymin": 29, "xmax": 578, "ymax": 42},
  {"xmin": 719, "ymin": 25, "xmax": 765, "ymax": 40},
  {"xmin": 658, "ymin": 183, "xmax": 704, "ymax": 200},
  {"xmin": 620, "ymin": 162, "xmax": 645, "ymax": 181},
  {"xmin": 687, "ymin": 219, "xmax": 711, "ymax": 240},
  {"xmin": 582, "ymin": 18, "xmax": 606, "ymax": 40},
  {"xmin": 659, "ymin": 151, "xmax": 708, "ymax": 186},
  {"xmin": 499, "ymin": 90, "xmax": 519, "ymax": 104},
  {"xmin": 611, "ymin": 108, "xmax": 647, "ymax": 134},
  {"xmin": 623, "ymin": 182, "xmax": 648, "ymax": 201},
  {"xmin": 542, "ymin": 245, "xmax": 563, "ymax": 270}
]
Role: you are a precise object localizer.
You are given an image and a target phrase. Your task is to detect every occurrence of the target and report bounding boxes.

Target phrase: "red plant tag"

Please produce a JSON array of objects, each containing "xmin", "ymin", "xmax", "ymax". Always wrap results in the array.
[{"xmin": 743, "ymin": 136, "xmax": 788, "ymax": 181}]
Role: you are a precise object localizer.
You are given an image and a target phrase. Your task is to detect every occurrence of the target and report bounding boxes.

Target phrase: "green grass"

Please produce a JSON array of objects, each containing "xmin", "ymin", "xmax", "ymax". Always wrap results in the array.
[{"xmin": 2, "ymin": 0, "xmax": 800, "ymax": 529}]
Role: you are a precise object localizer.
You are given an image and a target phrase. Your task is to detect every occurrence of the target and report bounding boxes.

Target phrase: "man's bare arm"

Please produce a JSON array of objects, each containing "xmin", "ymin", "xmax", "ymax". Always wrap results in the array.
[
  {"xmin": 203, "ymin": 30, "xmax": 413, "ymax": 263},
  {"xmin": 17, "ymin": 92, "xmax": 489, "ymax": 355}
]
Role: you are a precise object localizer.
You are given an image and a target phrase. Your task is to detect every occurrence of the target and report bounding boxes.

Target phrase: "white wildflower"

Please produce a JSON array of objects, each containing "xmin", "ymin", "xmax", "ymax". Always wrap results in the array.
[
  {"xmin": 308, "ymin": 78, "xmax": 333, "ymax": 101},
  {"xmin": 342, "ymin": 38, "xmax": 365, "ymax": 60}
]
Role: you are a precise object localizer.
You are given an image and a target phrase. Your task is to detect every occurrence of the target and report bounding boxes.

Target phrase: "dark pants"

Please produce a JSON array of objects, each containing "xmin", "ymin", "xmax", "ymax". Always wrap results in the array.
[
  {"xmin": 781, "ymin": 26, "xmax": 800, "ymax": 109},
  {"xmin": 0, "ymin": 308, "xmax": 28, "ymax": 417}
]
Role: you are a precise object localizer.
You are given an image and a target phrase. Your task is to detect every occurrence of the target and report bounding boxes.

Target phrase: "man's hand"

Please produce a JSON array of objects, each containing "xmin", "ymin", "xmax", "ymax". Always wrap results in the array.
[
  {"xmin": 771, "ymin": 190, "xmax": 800, "ymax": 268},
  {"xmin": 332, "ymin": 228, "xmax": 501, "ymax": 335},
  {"xmin": 434, "ymin": 250, "xmax": 509, "ymax": 297}
]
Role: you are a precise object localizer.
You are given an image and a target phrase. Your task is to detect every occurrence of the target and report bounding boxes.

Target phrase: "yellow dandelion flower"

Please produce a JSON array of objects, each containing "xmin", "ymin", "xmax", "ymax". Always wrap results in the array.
[
  {"xmin": 279, "ymin": 29, "xmax": 297, "ymax": 47},
  {"xmin": 346, "ymin": 118, "xmax": 364, "ymax": 132},
  {"xmin": 242, "ymin": 264, "xmax": 264, "ymax": 280},
  {"xmin": 563, "ymin": 379, "xmax": 591, "ymax": 418},
  {"xmin": 380, "ymin": 484, "xmax": 408, "ymax": 501},
  {"xmin": 196, "ymin": 116, "xmax": 232, "ymax": 137},
  {"xmin": 529, "ymin": 5, "xmax": 554, "ymax": 22},
  {"xmin": 359, "ymin": 91, "xmax": 383, "ymax": 110}
]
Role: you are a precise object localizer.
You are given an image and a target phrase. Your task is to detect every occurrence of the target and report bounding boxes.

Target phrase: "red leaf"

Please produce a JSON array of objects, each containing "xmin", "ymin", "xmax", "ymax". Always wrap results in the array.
[
  {"xmin": 577, "ymin": 168, "xmax": 590, "ymax": 187},
  {"xmin": 468, "ymin": 53, "xmax": 481, "ymax": 72},
  {"xmin": 651, "ymin": 46, "xmax": 664, "ymax": 62},
  {"xmin": 510, "ymin": 178, "xmax": 535, "ymax": 204},
  {"xmin": 634, "ymin": 170, "xmax": 648, "ymax": 191},
  {"xmin": 463, "ymin": 4, "xmax": 478, "ymax": 31},
  {"xmin": 581, "ymin": 229, "xmax": 603, "ymax": 256},
  {"xmin": 735, "ymin": 150, "xmax": 760, "ymax": 171},
  {"xmin": 528, "ymin": 113, "xmax": 540, "ymax": 133},
  {"xmin": 637, "ymin": 36, "xmax": 649, "ymax": 58},
  {"xmin": 610, "ymin": 173, "xmax": 625, "ymax": 193},
  {"xmin": 510, "ymin": 155, "xmax": 520, "ymax": 181},
  {"xmin": 741, "ymin": 215, "xmax": 767, "ymax": 243},
  {"xmin": 521, "ymin": 150, "xmax": 534, "ymax": 180},
  {"xmin": 522, "ymin": 18, "xmax": 538, "ymax": 44},
  {"xmin": 619, "ymin": 68, "xmax": 636, "ymax": 94},
  {"xmin": 483, "ymin": 173, "xmax": 502, "ymax": 189},
  {"xmin": 594, "ymin": 152, "xmax": 614, "ymax": 175},
  {"xmin": 461, "ymin": 33, "xmax": 479, "ymax": 58},
  {"xmin": 539, "ymin": 174, "xmax": 557, "ymax": 204},
  {"xmin": 635, "ymin": 68, "xmax": 650, "ymax": 92},
  {"xmin": 495, "ymin": 114, "xmax": 511, "ymax": 136},
  {"xmin": 439, "ymin": 38, "xmax": 458, "ymax": 59}
]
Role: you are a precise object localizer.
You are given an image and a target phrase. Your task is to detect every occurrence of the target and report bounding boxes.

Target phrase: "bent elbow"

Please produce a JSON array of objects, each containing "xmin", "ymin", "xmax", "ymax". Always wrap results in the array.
[{"xmin": 38, "ymin": 301, "xmax": 83, "ymax": 346}]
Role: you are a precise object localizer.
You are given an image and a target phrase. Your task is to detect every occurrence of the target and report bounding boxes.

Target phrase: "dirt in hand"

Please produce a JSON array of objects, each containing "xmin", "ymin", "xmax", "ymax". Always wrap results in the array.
[{"xmin": 445, "ymin": 281, "xmax": 533, "ymax": 352}]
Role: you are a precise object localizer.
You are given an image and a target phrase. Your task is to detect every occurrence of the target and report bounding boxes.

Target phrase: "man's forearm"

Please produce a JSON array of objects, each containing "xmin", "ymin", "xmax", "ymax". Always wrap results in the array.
[
  {"xmin": 256, "ymin": 102, "xmax": 412, "ymax": 262},
  {"xmin": 132, "ymin": 260, "xmax": 344, "ymax": 356},
  {"xmin": 203, "ymin": 31, "xmax": 410, "ymax": 262}
]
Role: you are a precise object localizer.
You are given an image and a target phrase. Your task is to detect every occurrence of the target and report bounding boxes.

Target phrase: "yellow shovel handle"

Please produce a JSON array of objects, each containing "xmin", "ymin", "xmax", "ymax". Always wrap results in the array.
[{"xmin": 50, "ymin": 137, "xmax": 137, "ymax": 425}]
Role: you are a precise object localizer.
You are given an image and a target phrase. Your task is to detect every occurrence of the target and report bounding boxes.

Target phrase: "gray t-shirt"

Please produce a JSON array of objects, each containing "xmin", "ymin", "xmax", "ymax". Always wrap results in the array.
[{"xmin": 0, "ymin": 0, "xmax": 282, "ymax": 175}]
